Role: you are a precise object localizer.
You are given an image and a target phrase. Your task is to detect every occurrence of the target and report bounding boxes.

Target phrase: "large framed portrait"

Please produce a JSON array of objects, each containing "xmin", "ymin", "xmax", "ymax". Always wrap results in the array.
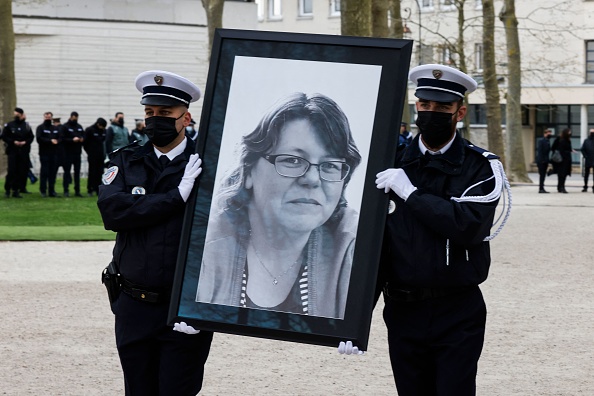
[{"xmin": 169, "ymin": 29, "xmax": 412, "ymax": 350}]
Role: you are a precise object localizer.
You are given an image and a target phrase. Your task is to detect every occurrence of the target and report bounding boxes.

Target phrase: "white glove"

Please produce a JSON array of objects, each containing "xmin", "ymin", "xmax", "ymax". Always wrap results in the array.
[
  {"xmin": 337, "ymin": 341, "xmax": 364, "ymax": 355},
  {"xmin": 376, "ymin": 168, "xmax": 417, "ymax": 201},
  {"xmin": 178, "ymin": 154, "xmax": 202, "ymax": 202},
  {"xmin": 173, "ymin": 321, "xmax": 201, "ymax": 335}
]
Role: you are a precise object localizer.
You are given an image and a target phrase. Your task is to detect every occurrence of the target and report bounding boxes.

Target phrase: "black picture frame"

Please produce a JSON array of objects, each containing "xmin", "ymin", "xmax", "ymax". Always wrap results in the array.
[{"xmin": 169, "ymin": 28, "xmax": 412, "ymax": 350}]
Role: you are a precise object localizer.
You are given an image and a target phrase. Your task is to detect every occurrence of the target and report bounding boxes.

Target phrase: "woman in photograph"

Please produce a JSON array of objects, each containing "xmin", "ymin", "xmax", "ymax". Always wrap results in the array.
[{"xmin": 196, "ymin": 92, "xmax": 361, "ymax": 319}]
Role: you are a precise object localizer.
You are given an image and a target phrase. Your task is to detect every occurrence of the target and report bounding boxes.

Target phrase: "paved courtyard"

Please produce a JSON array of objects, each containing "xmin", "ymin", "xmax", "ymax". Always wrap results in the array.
[{"xmin": 1, "ymin": 173, "xmax": 593, "ymax": 395}]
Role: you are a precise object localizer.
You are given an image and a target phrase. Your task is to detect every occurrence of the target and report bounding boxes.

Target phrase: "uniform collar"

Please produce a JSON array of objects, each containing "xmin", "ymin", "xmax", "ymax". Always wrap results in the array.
[
  {"xmin": 402, "ymin": 131, "xmax": 466, "ymax": 173},
  {"xmin": 418, "ymin": 132, "xmax": 456, "ymax": 155},
  {"xmin": 153, "ymin": 137, "xmax": 188, "ymax": 161}
]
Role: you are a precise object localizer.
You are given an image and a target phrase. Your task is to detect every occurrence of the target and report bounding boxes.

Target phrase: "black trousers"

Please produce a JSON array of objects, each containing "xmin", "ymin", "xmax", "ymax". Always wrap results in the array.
[
  {"xmin": 113, "ymin": 293, "xmax": 213, "ymax": 396},
  {"xmin": 383, "ymin": 286, "xmax": 486, "ymax": 396},
  {"xmin": 87, "ymin": 154, "xmax": 104, "ymax": 194},
  {"xmin": 62, "ymin": 152, "xmax": 81, "ymax": 193},
  {"xmin": 5, "ymin": 151, "xmax": 29, "ymax": 194},
  {"xmin": 537, "ymin": 162, "xmax": 548, "ymax": 190},
  {"xmin": 584, "ymin": 165, "xmax": 594, "ymax": 188},
  {"xmin": 39, "ymin": 154, "xmax": 58, "ymax": 195}
]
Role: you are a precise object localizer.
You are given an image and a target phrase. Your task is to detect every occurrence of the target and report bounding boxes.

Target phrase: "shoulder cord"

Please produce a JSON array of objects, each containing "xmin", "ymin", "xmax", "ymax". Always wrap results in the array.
[{"xmin": 450, "ymin": 159, "xmax": 512, "ymax": 241}]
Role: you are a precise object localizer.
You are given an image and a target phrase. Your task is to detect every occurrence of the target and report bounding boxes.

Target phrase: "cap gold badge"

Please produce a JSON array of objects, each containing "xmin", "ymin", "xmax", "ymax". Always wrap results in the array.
[
  {"xmin": 154, "ymin": 75, "xmax": 164, "ymax": 85},
  {"xmin": 432, "ymin": 69, "xmax": 443, "ymax": 80}
]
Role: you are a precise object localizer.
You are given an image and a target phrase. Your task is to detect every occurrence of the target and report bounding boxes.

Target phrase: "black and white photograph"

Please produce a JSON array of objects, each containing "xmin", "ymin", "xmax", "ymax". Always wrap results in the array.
[
  {"xmin": 195, "ymin": 56, "xmax": 382, "ymax": 319},
  {"xmin": 170, "ymin": 29, "xmax": 412, "ymax": 349}
]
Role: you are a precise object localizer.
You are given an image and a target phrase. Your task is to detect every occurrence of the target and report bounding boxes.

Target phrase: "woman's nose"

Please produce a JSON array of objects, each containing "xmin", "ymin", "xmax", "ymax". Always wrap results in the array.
[{"xmin": 298, "ymin": 164, "xmax": 322, "ymax": 186}]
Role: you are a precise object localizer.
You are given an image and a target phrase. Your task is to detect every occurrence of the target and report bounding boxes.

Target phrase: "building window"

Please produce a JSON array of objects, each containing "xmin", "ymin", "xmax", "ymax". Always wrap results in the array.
[
  {"xmin": 255, "ymin": 0, "xmax": 264, "ymax": 21},
  {"xmin": 268, "ymin": 0, "xmax": 282, "ymax": 20},
  {"xmin": 475, "ymin": 0, "xmax": 483, "ymax": 9},
  {"xmin": 421, "ymin": 0, "xmax": 435, "ymax": 11},
  {"xmin": 330, "ymin": 0, "xmax": 340, "ymax": 17},
  {"xmin": 440, "ymin": 45, "xmax": 453, "ymax": 65},
  {"xmin": 586, "ymin": 40, "xmax": 594, "ymax": 83},
  {"xmin": 440, "ymin": 0, "xmax": 456, "ymax": 11},
  {"xmin": 299, "ymin": 0, "xmax": 313, "ymax": 17},
  {"xmin": 474, "ymin": 43, "xmax": 483, "ymax": 71}
]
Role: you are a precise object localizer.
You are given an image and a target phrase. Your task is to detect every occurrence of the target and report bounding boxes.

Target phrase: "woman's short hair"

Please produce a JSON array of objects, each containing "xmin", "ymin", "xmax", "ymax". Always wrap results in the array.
[{"xmin": 216, "ymin": 92, "xmax": 362, "ymax": 221}]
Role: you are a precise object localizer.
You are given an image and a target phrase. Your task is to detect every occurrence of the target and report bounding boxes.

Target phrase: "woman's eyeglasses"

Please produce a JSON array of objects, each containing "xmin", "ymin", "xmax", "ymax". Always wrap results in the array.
[{"xmin": 261, "ymin": 154, "xmax": 350, "ymax": 182}]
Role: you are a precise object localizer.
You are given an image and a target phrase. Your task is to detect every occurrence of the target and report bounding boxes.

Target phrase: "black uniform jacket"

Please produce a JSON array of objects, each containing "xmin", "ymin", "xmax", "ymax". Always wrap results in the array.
[
  {"xmin": 36, "ymin": 123, "xmax": 61, "ymax": 156},
  {"xmin": 380, "ymin": 132, "xmax": 499, "ymax": 289},
  {"xmin": 83, "ymin": 124, "xmax": 106, "ymax": 158},
  {"xmin": 59, "ymin": 121, "xmax": 85, "ymax": 154},
  {"xmin": 2, "ymin": 121, "xmax": 34, "ymax": 155},
  {"xmin": 97, "ymin": 139, "xmax": 195, "ymax": 290}
]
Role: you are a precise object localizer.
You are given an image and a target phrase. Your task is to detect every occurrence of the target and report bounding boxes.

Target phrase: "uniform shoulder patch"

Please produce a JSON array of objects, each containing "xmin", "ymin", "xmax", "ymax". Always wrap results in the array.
[
  {"xmin": 102, "ymin": 166, "xmax": 119, "ymax": 185},
  {"xmin": 466, "ymin": 143, "xmax": 500, "ymax": 160}
]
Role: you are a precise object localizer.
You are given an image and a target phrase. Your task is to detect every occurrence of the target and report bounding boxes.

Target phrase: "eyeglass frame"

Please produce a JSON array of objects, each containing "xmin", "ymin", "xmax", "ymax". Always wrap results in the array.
[{"xmin": 260, "ymin": 154, "xmax": 351, "ymax": 182}]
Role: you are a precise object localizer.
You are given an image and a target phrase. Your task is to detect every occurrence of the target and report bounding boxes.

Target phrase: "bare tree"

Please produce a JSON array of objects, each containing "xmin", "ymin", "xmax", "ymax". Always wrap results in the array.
[
  {"xmin": 388, "ymin": 0, "xmax": 412, "ymax": 127},
  {"xmin": 201, "ymin": 0, "xmax": 225, "ymax": 54},
  {"xmin": 0, "ymin": 0, "xmax": 17, "ymax": 176},
  {"xmin": 372, "ymin": 0, "xmax": 389, "ymax": 38},
  {"xmin": 500, "ymin": 0, "xmax": 530, "ymax": 182},
  {"xmin": 341, "ymin": 0, "xmax": 372, "ymax": 37},
  {"xmin": 481, "ymin": 0, "xmax": 505, "ymax": 164}
]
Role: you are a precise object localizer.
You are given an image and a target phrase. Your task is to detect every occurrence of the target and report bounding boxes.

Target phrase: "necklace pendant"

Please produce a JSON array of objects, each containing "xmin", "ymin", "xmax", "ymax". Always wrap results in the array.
[{"xmin": 273, "ymin": 279, "xmax": 278, "ymax": 285}]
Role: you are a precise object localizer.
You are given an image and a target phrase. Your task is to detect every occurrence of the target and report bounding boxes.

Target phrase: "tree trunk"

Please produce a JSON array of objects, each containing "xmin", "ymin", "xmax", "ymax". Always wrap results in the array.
[
  {"xmin": 341, "ymin": 0, "xmax": 372, "ymax": 37},
  {"xmin": 481, "ymin": 0, "xmax": 506, "ymax": 165},
  {"xmin": 0, "ymin": 0, "xmax": 17, "ymax": 176},
  {"xmin": 500, "ymin": 0, "xmax": 530, "ymax": 182},
  {"xmin": 455, "ymin": 1, "xmax": 472, "ymax": 138},
  {"xmin": 387, "ymin": 0, "xmax": 410, "ymax": 127},
  {"xmin": 371, "ymin": 0, "xmax": 389, "ymax": 38},
  {"xmin": 201, "ymin": 0, "xmax": 225, "ymax": 55}
]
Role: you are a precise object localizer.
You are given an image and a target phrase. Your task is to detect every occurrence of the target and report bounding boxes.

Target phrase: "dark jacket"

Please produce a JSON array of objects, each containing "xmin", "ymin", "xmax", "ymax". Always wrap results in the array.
[
  {"xmin": 60, "ymin": 120, "xmax": 85, "ymax": 155},
  {"xmin": 551, "ymin": 137, "xmax": 572, "ymax": 176},
  {"xmin": 536, "ymin": 136, "xmax": 551, "ymax": 164},
  {"xmin": 2, "ymin": 120, "xmax": 34, "ymax": 155},
  {"xmin": 83, "ymin": 124, "xmax": 106, "ymax": 158},
  {"xmin": 97, "ymin": 139, "xmax": 195, "ymax": 290},
  {"xmin": 380, "ymin": 132, "xmax": 499, "ymax": 288},
  {"xmin": 581, "ymin": 136, "xmax": 594, "ymax": 167},
  {"xmin": 36, "ymin": 122, "xmax": 61, "ymax": 156}
]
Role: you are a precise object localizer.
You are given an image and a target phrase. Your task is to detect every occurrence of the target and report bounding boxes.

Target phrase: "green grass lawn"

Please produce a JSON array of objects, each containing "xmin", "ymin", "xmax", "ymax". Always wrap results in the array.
[{"xmin": 0, "ymin": 177, "xmax": 115, "ymax": 241}]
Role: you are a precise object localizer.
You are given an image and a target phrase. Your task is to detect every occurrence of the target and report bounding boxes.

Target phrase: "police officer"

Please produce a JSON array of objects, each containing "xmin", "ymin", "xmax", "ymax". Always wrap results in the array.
[
  {"xmin": 2, "ymin": 107, "xmax": 34, "ymax": 198},
  {"xmin": 83, "ymin": 117, "xmax": 107, "ymax": 196},
  {"xmin": 97, "ymin": 70, "xmax": 213, "ymax": 395},
  {"xmin": 36, "ymin": 111, "xmax": 61, "ymax": 197},
  {"xmin": 536, "ymin": 128, "xmax": 553, "ymax": 193},
  {"xmin": 339, "ymin": 64, "xmax": 510, "ymax": 395},
  {"xmin": 60, "ymin": 111, "xmax": 85, "ymax": 197}
]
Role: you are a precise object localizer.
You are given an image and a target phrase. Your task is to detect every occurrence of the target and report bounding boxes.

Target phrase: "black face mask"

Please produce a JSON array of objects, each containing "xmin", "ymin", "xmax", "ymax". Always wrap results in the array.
[
  {"xmin": 14, "ymin": 116, "xmax": 22, "ymax": 123},
  {"xmin": 416, "ymin": 110, "xmax": 457, "ymax": 148},
  {"xmin": 44, "ymin": 119, "xmax": 52, "ymax": 126},
  {"xmin": 145, "ymin": 113, "xmax": 185, "ymax": 147},
  {"xmin": 590, "ymin": 133, "xmax": 594, "ymax": 139},
  {"xmin": 117, "ymin": 118, "xmax": 124, "ymax": 126}
]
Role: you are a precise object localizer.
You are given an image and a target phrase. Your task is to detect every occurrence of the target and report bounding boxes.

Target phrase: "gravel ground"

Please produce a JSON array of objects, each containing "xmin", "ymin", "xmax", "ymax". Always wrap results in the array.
[{"xmin": 1, "ymin": 174, "xmax": 593, "ymax": 395}]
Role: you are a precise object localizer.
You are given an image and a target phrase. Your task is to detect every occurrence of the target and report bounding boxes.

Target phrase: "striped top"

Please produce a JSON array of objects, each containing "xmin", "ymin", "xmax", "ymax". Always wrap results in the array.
[{"xmin": 240, "ymin": 263, "xmax": 309, "ymax": 315}]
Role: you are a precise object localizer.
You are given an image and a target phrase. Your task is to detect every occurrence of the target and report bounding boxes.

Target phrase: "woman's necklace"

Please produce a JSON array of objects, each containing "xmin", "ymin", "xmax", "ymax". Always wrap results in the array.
[{"xmin": 249, "ymin": 238, "xmax": 301, "ymax": 286}]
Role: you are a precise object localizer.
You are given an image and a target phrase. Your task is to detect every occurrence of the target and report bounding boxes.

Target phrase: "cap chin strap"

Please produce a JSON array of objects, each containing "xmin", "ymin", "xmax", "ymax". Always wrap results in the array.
[{"xmin": 450, "ymin": 158, "xmax": 512, "ymax": 241}]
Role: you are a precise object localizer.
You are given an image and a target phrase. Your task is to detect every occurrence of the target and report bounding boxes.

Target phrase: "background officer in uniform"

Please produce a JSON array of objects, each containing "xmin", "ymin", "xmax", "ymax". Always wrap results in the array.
[
  {"xmin": 36, "ymin": 111, "xmax": 61, "ymax": 198},
  {"xmin": 83, "ymin": 117, "xmax": 107, "ymax": 197},
  {"xmin": 348, "ymin": 64, "xmax": 507, "ymax": 395},
  {"xmin": 536, "ymin": 128, "xmax": 553, "ymax": 193},
  {"xmin": 97, "ymin": 70, "xmax": 213, "ymax": 395},
  {"xmin": 60, "ymin": 111, "xmax": 85, "ymax": 197},
  {"xmin": 2, "ymin": 107, "xmax": 34, "ymax": 198}
]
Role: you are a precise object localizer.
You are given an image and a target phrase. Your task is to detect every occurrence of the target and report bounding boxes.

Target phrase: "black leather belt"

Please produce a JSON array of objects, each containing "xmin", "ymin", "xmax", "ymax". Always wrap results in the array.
[
  {"xmin": 383, "ymin": 283, "xmax": 474, "ymax": 303},
  {"xmin": 120, "ymin": 278, "xmax": 170, "ymax": 304}
]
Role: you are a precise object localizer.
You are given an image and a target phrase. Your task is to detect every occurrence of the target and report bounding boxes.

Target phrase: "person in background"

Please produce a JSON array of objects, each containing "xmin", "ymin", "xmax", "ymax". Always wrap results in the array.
[
  {"xmin": 2, "ymin": 107, "xmax": 34, "ymax": 198},
  {"xmin": 398, "ymin": 121, "xmax": 413, "ymax": 147},
  {"xmin": 185, "ymin": 118, "xmax": 198, "ymax": 141},
  {"xmin": 580, "ymin": 128, "xmax": 594, "ymax": 193},
  {"xmin": 105, "ymin": 112, "xmax": 130, "ymax": 154},
  {"xmin": 97, "ymin": 70, "xmax": 213, "ymax": 395},
  {"xmin": 36, "ymin": 111, "xmax": 61, "ymax": 198},
  {"xmin": 536, "ymin": 128, "xmax": 553, "ymax": 193},
  {"xmin": 130, "ymin": 118, "xmax": 149, "ymax": 146},
  {"xmin": 83, "ymin": 117, "xmax": 107, "ymax": 197},
  {"xmin": 551, "ymin": 128, "xmax": 573, "ymax": 193},
  {"xmin": 60, "ymin": 111, "xmax": 85, "ymax": 197}
]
